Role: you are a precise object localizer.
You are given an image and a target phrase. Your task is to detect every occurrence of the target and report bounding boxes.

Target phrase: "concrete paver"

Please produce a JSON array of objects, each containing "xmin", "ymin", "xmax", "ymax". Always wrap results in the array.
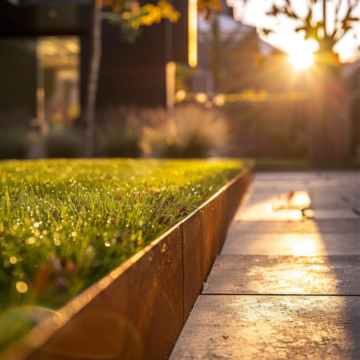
[
  {"xmin": 234, "ymin": 208, "xmax": 359, "ymax": 221},
  {"xmin": 253, "ymin": 171, "xmax": 360, "ymax": 181},
  {"xmin": 170, "ymin": 295, "xmax": 360, "ymax": 360},
  {"xmin": 222, "ymin": 233, "xmax": 360, "ymax": 255},
  {"xmin": 170, "ymin": 172, "xmax": 360, "ymax": 359},
  {"xmin": 203, "ymin": 256, "xmax": 360, "ymax": 295},
  {"xmin": 229, "ymin": 220, "xmax": 360, "ymax": 233}
]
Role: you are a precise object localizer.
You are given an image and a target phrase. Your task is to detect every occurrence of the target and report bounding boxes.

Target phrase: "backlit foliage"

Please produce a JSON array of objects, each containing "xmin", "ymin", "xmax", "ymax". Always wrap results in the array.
[
  {"xmin": 198, "ymin": 0, "xmax": 221, "ymax": 20},
  {"xmin": 105, "ymin": 0, "xmax": 181, "ymax": 42}
]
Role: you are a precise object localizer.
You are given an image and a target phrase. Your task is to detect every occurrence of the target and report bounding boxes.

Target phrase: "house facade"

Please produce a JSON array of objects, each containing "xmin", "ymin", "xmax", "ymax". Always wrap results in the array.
[{"xmin": 0, "ymin": 0, "xmax": 188, "ymax": 125}]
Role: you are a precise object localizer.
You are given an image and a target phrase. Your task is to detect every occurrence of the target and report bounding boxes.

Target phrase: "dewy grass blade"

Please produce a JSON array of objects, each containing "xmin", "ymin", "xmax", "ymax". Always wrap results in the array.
[{"xmin": 0, "ymin": 158, "xmax": 246, "ymax": 351}]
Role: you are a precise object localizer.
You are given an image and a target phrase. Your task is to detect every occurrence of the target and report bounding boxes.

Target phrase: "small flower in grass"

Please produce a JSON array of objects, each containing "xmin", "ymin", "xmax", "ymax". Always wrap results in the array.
[
  {"xmin": 65, "ymin": 261, "xmax": 76, "ymax": 273},
  {"xmin": 111, "ymin": 217, "xmax": 116, "ymax": 222},
  {"xmin": 115, "ymin": 232, "xmax": 130, "ymax": 244},
  {"xmin": 161, "ymin": 216, "xmax": 172, "ymax": 225},
  {"xmin": 55, "ymin": 275, "xmax": 68, "ymax": 290},
  {"xmin": 177, "ymin": 205, "xmax": 187, "ymax": 213}
]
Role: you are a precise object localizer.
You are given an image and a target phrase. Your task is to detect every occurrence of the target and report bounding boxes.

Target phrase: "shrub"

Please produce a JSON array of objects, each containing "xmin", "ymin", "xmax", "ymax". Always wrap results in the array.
[
  {"xmin": 101, "ymin": 130, "xmax": 141, "ymax": 158},
  {"xmin": 224, "ymin": 101, "xmax": 307, "ymax": 158},
  {"xmin": 0, "ymin": 110, "xmax": 30, "ymax": 130},
  {"xmin": 140, "ymin": 105, "xmax": 228, "ymax": 158},
  {"xmin": 44, "ymin": 126, "xmax": 83, "ymax": 158},
  {"xmin": 0, "ymin": 110, "xmax": 31, "ymax": 159},
  {"xmin": 0, "ymin": 129, "xmax": 30, "ymax": 160},
  {"xmin": 96, "ymin": 106, "xmax": 142, "ymax": 157}
]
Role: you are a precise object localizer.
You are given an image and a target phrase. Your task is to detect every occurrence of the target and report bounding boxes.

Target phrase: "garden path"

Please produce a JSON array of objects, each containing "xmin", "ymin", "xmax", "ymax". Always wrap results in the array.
[{"xmin": 170, "ymin": 170, "xmax": 360, "ymax": 359}]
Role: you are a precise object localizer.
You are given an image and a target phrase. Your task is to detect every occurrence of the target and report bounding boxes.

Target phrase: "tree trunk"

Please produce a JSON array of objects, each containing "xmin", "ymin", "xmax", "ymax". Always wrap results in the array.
[
  {"xmin": 85, "ymin": 0, "xmax": 102, "ymax": 158},
  {"xmin": 307, "ymin": 0, "xmax": 351, "ymax": 161},
  {"xmin": 211, "ymin": 15, "xmax": 221, "ymax": 92},
  {"xmin": 307, "ymin": 51, "xmax": 351, "ymax": 161}
]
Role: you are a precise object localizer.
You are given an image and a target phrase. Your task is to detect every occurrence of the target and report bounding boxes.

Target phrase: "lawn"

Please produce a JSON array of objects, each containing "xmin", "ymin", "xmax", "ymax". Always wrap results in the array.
[{"xmin": 0, "ymin": 158, "xmax": 246, "ymax": 348}]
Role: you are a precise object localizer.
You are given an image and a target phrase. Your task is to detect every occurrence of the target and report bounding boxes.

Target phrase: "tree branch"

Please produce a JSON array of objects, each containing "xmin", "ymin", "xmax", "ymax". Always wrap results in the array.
[
  {"xmin": 335, "ymin": 24, "xmax": 352, "ymax": 41},
  {"xmin": 323, "ymin": 0, "xmax": 327, "ymax": 35},
  {"xmin": 335, "ymin": 0, "xmax": 343, "ymax": 20}
]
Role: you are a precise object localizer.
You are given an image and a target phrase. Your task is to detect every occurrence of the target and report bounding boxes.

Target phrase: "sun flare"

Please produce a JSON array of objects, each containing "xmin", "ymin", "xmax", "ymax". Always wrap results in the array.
[{"xmin": 289, "ymin": 52, "xmax": 314, "ymax": 70}]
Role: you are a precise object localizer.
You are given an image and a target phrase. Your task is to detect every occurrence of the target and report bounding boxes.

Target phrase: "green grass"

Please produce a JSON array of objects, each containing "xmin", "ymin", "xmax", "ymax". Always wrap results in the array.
[{"xmin": 0, "ymin": 159, "xmax": 245, "ymax": 317}]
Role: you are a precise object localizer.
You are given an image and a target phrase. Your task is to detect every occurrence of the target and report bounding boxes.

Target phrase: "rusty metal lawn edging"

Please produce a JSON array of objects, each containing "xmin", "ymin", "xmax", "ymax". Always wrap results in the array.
[{"xmin": 5, "ymin": 163, "xmax": 254, "ymax": 360}]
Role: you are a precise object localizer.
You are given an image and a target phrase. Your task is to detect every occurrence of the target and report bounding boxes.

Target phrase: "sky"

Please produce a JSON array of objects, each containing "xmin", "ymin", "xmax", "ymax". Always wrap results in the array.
[{"xmin": 227, "ymin": 0, "xmax": 360, "ymax": 62}]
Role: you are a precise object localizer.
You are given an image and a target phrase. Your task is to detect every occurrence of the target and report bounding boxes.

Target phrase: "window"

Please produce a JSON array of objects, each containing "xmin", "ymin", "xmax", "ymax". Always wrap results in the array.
[{"xmin": 36, "ymin": 36, "xmax": 80, "ymax": 126}]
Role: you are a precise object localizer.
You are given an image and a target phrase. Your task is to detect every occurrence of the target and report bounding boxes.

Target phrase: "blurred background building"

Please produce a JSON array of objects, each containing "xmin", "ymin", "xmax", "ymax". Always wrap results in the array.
[
  {"xmin": 0, "ymin": 0, "xmax": 359, "ymax": 160},
  {"xmin": 0, "ymin": 0, "xmax": 188, "ymax": 123}
]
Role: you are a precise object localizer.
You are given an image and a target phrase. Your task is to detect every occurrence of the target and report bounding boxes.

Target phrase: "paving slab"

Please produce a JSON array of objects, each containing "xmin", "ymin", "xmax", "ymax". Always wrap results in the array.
[
  {"xmin": 243, "ymin": 191, "xmax": 358, "ymax": 199},
  {"xmin": 309, "ymin": 201, "xmax": 360, "ymax": 210},
  {"xmin": 170, "ymin": 295, "xmax": 360, "ymax": 360},
  {"xmin": 234, "ymin": 208, "xmax": 304, "ymax": 221},
  {"xmin": 222, "ymin": 233, "xmax": 360, "ymax": 255},
  {"xmin": 254, "ymin": 171, "xmax": 360, "ymax": 181},
  {"xmin": 203, "ymin": 256, "xmax": 360, "ymax": 295},
  {"xmin": 234, "ymin": 208, "xmax": 359, "ymax": 221},
  {"xmin": 303, "ymin": 209, "xmax": 359, "ymax": 220},
  {"xmin": 171, "ymin": 172, "xmax": 360, "ymax": 359},
  {"xmin": 243, "ymin": 198, "xmax": 356, "ymax": 210},
  {"xmin": 251, "ymin": 182, "xmax": 359, "ymax": 191},
  {"xmin": 228, "ymin": 220, "xmax": 360, "ymax": 233},
  {"xmin": 243, "ymin": 186, "xmax": 355, "ymax": 193},
  {"xmin": 242, "ymin": 193, "xmax": 357, "ymax": 208}
]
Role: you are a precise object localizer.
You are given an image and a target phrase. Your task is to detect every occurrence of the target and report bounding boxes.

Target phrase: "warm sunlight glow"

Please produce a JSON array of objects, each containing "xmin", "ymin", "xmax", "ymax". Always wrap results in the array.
[
  {"xmin": 289, "ymin": 191, "xmax": 311, "ymax": 209},
  {"xmin": 288, "ymin": 39, "xmax": 318, "ymax": 70},
  {"xmin": 291, "ymin": 238, "xmax": 317, "ymax": 256},
  {"xmin": 188, "ymin": 0, "xmax": 198, "ymax": 67},
  {"xmin": 289, "ymin": 52, "xmax": 314, "ymax": 70},
  {"xmin": 175, "ymin": 89, "xmax": 186, "ymax": 102}
]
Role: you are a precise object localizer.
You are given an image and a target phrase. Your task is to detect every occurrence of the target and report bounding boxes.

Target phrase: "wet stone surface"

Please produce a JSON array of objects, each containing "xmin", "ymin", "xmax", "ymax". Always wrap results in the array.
[
  {"xmin": 204, "ymin": 256, "xmax": 360, "ymax": 295},
  {"xmin": 170, "ymin": 295, "xmax": 360, "ymax": 360}
]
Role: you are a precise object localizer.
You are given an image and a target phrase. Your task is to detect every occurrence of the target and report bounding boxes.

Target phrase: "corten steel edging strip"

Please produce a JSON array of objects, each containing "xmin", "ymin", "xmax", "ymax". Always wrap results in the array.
[{"xmin": 5, "ymin": 163, "xmax": 254, "ymax": 360}]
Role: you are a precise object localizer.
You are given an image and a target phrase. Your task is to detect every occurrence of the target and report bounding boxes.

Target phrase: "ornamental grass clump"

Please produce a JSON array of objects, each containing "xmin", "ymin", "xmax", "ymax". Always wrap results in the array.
[
  {"xmin": 0, "ymin": 159, "xmax": 245, "ymax": 318},
  {"xmin": 97, "ymin": 106, "xmax": 142, "ymax": 158},
  {"xmin": 140, "ymin": 104, "xmax": 228, "ymax": 158},
  {"xmin": 44, "ymin": 126, "xmax": 84, "ymax": 158}
]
